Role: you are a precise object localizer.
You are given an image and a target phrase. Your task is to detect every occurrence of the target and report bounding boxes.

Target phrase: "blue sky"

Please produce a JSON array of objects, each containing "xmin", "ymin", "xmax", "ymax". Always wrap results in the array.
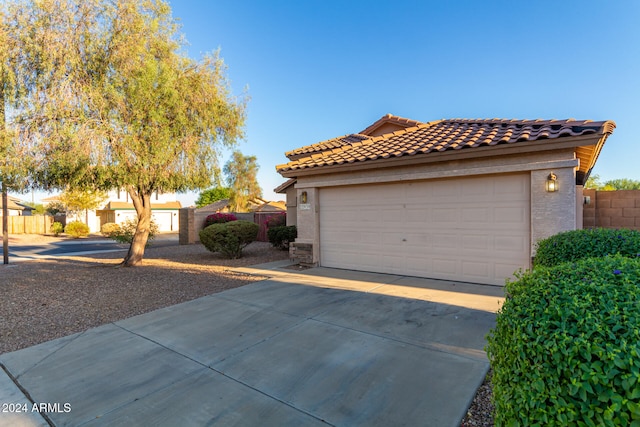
[{"xmin": 20, "ymin": 0, "xmax": 640, "ymax": 205}]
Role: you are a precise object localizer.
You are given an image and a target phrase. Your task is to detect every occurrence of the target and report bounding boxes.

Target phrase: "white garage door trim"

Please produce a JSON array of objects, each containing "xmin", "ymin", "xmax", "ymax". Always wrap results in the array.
[{"xmin": 319, "ymin": 174, "xmax": 531, "ymax": 286}]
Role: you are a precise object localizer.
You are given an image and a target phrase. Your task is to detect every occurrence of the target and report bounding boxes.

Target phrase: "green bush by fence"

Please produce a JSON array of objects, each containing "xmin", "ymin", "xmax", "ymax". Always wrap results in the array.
[
  {"xmin": 199, "ymin": 220, "xmax": 258, "ymax": 259},
  {"xmin": 267, "ymin": 225, "xmax": 297, "ymax": 250},
  {"xmin": 534, "ymin": 228, "xmax": 640, "ymax": 268},
  {"xmin": 487, "ymin": 255, "xmax": 640, "ymax": 426}
]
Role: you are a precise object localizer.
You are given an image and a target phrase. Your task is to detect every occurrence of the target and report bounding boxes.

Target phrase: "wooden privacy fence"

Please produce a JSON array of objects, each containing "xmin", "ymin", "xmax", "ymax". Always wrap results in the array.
[{"xmin": 5, "ymin": 215, "xmax": 54, "ymax": 234}]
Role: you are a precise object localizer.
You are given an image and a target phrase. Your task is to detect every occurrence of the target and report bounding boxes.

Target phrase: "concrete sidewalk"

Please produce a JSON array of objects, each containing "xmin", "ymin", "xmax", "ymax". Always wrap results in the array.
[{"xmin": 0, "ymin": 262, "xmax": 504, "ymax": 427}]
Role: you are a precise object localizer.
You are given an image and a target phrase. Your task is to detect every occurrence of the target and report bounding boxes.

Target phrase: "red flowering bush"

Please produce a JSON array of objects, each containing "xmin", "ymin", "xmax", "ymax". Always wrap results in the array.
[
  {"xmin": 204, "ymin": 213, "xmax": 237, "ymax": 228},
  {"xmin": 265, "ymin": 212, "xmax": 286, "ymax": 228}
]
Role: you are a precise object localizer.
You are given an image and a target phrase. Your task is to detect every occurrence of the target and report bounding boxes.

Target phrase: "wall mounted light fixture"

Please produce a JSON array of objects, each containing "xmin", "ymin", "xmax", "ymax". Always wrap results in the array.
[
  {"xmin": 300, "ymin": 191, "xmax": 308, "ymax": 204},
  {"xmin": 545, "ymin": 173, "xmax": 558, "ymax": 192}
]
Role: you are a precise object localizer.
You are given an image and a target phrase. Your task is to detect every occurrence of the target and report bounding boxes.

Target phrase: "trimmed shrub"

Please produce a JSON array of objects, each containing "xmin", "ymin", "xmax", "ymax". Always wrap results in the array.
[
  {"xmin": 265, "ymin": 212, "xmax": 286, "ymax": 228},
  {"xmin": 267, "ymin": 225, "xmax": 297, "ymax": 250},
  {"xmin": 108, "ymin": 217, "xmax": 158, "ymax": 245},
  {"xmin": 100, "ymin": 222, "xmax": 121, "ymax": 237},
  {"xmin": 51, "ymin": 221, "xmax": 64, "ymax": 237},
  {"xmin": 64, "ymin": 221, "xmax": 90, "ymax": 238},
  {"xmin": 487, "ymin": 255, "xmax": 640, "ymax": 426},
  {"xmin": 199, "ymin": 220, "xmax": 258, "ymax": 259},
  {"xmin": 203, "ymin": 212, "xmax": 237, "ymax": 228},
  {"xmin": 534, "ymin": 228, "xmax": 640, "ymax": 268}
]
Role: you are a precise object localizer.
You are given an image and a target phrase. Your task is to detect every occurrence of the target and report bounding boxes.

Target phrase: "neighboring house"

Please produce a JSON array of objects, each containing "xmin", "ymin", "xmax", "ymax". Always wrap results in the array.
[
  {"xmin": 43, "ymin": 190, "xmax": 181, "ymax": 233},
  {"xmin": 276, "ymin": 114, "xmax": 615, "ymax": 286},
  {"xmin": 0, "ymin": 196, "xmax": 34, "ymax": 216}
]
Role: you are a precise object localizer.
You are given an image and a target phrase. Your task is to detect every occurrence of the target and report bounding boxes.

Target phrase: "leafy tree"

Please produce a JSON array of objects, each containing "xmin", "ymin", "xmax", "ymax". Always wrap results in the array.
[
  {"xmin": 25, "ymin": 202, "xmax": 46, "ymax": 215},
  {"xmin": 45, "ymin": 201, "xmax": 66, "ymax": 217},
  {"xmin": 223, "ymin": 151, "xmax": 262, "ymax": 212},
  {"xmin": 584, "ymin": 174, "xmax": 604, "ymax": 190},
  {"xmin": 7, "ymin": 0, "xmax": 246, "ymax": 266},
  {"xmin": 1, "ymin": 4, "xmax": 27, "ymax": 264},
  {"xmin": 602, "ymin": 178, "xmax": 640, "ymax": 190},
  {"xmin": 585, "ymin": 174, "xmax": 640, "ymax": 191},
  {"xmin": 195, "ymin": 187, "xmax": 232, "ymax": 208},
  {"xmin": 59, "ymin": 188, "xmax": 107, "ymax": 225}
]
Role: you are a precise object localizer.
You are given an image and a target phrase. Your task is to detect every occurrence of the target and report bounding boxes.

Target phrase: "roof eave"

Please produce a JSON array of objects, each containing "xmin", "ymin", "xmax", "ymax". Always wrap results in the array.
[{"xmin": 274, "ymin": 178, "xmax": 296, "ymax": 193}]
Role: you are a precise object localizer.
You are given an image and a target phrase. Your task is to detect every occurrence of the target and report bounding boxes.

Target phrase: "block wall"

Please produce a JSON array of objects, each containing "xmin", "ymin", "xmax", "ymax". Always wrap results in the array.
[{"xmin": 583, "ymin": 189, "xmax": 640, "ymax": 230}]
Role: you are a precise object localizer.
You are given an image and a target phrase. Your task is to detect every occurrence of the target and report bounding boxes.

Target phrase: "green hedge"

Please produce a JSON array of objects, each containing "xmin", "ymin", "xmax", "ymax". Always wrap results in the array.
[
  {"xmin": 534, "ymin": 228, "xmax": 640, "ymax": 268},
  {"xmin": 487, "ymin": 255, "xmax": 640, "ymax": 426},
  {"xmin": 267, "ymin": 225, "xmax": 296, "ymax": 250},
  {"xmin": 199, "ymin": 220, "xmax": 258, "ymax": 259}
]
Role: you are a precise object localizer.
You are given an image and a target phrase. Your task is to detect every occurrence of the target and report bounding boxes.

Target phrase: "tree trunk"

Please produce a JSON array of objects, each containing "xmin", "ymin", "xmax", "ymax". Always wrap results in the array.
[
  {"xmin": 121, "ymin": 189, "xmax": 151, "ymax": 267},
  {"xmin": 2, "ymin": 182, "xmax": 8, "ymax": 265},
  {"xmin": 1, "ymin": 88, "xmax": 8, "ymax": 265}
]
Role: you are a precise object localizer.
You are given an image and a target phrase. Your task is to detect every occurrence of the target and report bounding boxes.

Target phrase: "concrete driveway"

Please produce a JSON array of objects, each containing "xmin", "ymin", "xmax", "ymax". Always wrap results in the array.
[{"xmin": 0, "ymin": 261, "xmax": 504, "ymax": 427}]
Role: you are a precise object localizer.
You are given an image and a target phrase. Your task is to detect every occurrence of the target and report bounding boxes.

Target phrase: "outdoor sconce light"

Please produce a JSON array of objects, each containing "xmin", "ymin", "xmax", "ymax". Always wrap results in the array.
[
  {"xmin": 300, "ymin": 191, "xmax": 308, "ymax": 204},
  {"xmin": 545, "ymin": 173, "xmax": 558, "ymax": 192}
]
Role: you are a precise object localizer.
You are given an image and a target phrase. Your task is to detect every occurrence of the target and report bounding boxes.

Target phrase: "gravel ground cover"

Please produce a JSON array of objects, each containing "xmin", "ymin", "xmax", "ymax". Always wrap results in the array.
[
  {"xmin": 1, "ymin": 233, "xmax": 495, "ymax": 426},
  {"xmin": 0, "ymin": 235, "xmax": 289, "ymax": 354}
]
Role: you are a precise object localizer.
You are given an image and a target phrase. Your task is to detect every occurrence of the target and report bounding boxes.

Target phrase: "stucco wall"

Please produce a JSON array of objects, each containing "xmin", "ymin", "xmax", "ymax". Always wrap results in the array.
[
  {"xmin": 530, "ymin": 168, "xmax": 577, "ymax": 255},
  {"xmin": 583, "ymin": 189, "xmax": 640, "ymax": 230}
]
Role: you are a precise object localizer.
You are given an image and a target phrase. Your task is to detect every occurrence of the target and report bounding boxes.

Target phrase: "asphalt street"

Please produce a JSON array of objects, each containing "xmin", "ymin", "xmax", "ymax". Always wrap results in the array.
[{"xmin": 5, "ymin": 235, "xmax": 178, "ymax": 262}]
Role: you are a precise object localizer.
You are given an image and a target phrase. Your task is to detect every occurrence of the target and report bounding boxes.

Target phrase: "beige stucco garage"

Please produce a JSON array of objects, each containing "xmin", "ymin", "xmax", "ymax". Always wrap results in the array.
[{"xmin": 276, "ymin": 114, "xmax": 615, "ymax": 286}]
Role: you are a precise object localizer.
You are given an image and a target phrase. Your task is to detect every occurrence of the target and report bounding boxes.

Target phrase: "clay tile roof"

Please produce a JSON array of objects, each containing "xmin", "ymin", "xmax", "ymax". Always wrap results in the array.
[
  {"xmin": 284, "ymin": 134, "xmax": 370, "ymax": 160},
  {"xmin": 276, "ymin": 116, "xmax": 615, "ymax": 174}
]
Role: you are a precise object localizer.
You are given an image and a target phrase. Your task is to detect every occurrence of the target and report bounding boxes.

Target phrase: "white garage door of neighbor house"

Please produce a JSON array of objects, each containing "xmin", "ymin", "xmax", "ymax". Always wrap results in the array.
[
  {"xmin": 319, "ymin": 174, "xmax": 531, "ymax": 286},
  {"xmin": 152, "ymin": 212, "xmax": 174, "ymax": 232}
]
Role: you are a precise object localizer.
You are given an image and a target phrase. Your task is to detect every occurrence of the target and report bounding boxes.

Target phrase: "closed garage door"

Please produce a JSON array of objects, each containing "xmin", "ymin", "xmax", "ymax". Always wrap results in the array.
[
  {"xmin": 152, "ymin": 212, "xmax": 174, "ymax": 232},
  {"xmin": 319, "ymin": 174, "xmax": 530, "ymax": 286}
]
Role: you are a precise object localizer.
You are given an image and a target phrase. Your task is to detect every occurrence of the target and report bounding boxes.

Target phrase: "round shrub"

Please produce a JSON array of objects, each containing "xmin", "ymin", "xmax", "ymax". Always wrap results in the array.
[
  {"xmin": 100, "ymin": 222, "xmax": 121, "ymax": 237},
  {"xmin": 199, "ymin": 220, "xmax": 258, "ymax": 259},
  {"xmin": 267, "ymin": 225, "xmax": 297, "ymax": 250},
  {"xmin": 64, "ymin": 221, "xmax": 90, "ymax": 238},
  {"xmin": 534, "ymin": 228, "xmax": 640, "ymax": 268},
  {"xmin": 487, "ymin": 255, "xmax": 640, "ymax": 426},
  {"xmin": 51, "ymin": 221, "xmax": 64, "ymax": 237},
  {"xmin": 203, "ymin": 212, "xmax": 237, "ymax": 228}
]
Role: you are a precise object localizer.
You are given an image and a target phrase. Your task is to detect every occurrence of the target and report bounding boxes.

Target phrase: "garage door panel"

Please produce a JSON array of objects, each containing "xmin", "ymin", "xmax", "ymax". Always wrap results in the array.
[
  {"xmin": 432, "ymin": 208, "xmax": 460, "ymax": 223},
  {"xmin": 462, "ymin": 234, "xmax": 491, "ymax": 250},
  {"xmin": 462, "ymin": 261, "xmax": 490, "ymax": 280},
  {"xmin": 462, "ymin": 207, "xmax": 490, "ymax": 223},
  {"xmin": 319, "ymin": 174, "xmax": 530, "ymax": 285},
  {"xmin": 432, "ymin": 259, "xmax": 458, "ymax": 275},
  {"xmin": 430, "ymin": 233, "xmax": 458, "ymax": 249},
  {"xmin": 494, "ymin": 206, "xmax": 528, "ymax": 223},
  {"xmin": 406, "ymin": 208, "xmax": 429, "ymax": 223}
]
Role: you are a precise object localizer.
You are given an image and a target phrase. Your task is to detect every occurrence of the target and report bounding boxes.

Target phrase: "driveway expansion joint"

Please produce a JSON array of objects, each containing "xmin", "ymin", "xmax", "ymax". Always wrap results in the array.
[{"xmin": 1, "ymin": 363, "xmax": 55, "ymax": 427}]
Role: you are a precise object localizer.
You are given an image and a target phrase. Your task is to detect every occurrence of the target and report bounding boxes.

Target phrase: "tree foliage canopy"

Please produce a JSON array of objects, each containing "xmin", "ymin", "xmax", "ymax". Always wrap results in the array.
[
  {"xmin": 2, "ymin": 0, "xmax": 246, "ymax": 264},
  {"xmin": 585, "ymin": 174, "xmax": 640, "ymax": 191},
  {"xmin": 223, "ymin": 151, "xmax": 261, "ymax": 212},
  {"xmin": 195, "ymin": 186, "xmax": 232, "ymax": 208},
  {"xmin": 58, "ymin": 188, "xmax": 107, "ymax": 216}
]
